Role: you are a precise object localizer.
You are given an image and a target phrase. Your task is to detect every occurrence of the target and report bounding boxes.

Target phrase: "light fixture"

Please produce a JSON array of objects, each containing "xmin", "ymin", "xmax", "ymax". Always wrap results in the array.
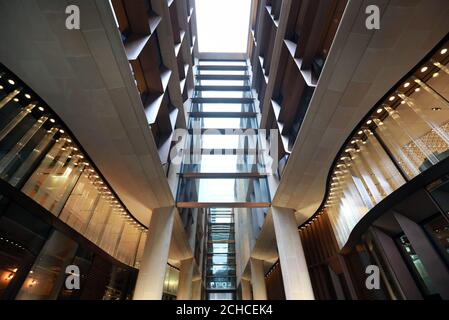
[
  {"xmin": 358, "ymin": 130, "xmax": 363, "ymax": 135},
  {"xmin": 432, "ymin": 107, "xmax": 442, "ymax": 111},
  {"xmin": 25, "ymin": 93, "xmax": 31, "ymax": 99},
  {"xmin": 38, "ymin": 106, "xmax": 44, "ymax": 112},
  {"xmin": 50, "ymin": 118, "xmax": 56, "ymax": 123},
  {"xmin": 441, "ymin": 48, "xmax": 448, "ymax": 55},
  {"xmin": 13, "ymin": 98, "xmax": 19, "ymax": 102},
  {"xmin": 433, "ymin": 72, "xmax": 439, "ymax": 78},
  {"xmin": 415, "ymin": 88, "xmax": 421, "ymax": 92},
  {"xmin": 8, "ymin": 79, "xmax": 15, "ymax": 85},
  {"xmin": 420, "ymin": 66, "xmax": 428, "ymax": 73},
  {"xmin": 401, "ymin": 100, "xmax": 406, "ymax": 104},
  {"xmin": 403, "ymin": 82, "xmax": 410, "ymax": 88},
  {"xmin": 376, "ymin": 108, "xmax": 383, "ymax": 114},
  {"xmin": 388, "ymin": 96, "xmax": 395, "ymax": 101},
  {"xmin": 59, "ymin": 129, "xmax": 65, "ymax": 133},
  {"xmin": 366, "ymin": 120, "xmax": 372, "ymax": 125},
  {"xmin": 0, "ymin": 85, "xmax": 3, "ymax": 90}
]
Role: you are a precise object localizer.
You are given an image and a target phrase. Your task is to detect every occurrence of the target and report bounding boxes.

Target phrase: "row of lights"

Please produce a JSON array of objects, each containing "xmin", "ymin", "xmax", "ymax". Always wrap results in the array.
[
  {"xmin": 298, "ymin": 45, "xmax": 448, "ymax": 232},
  {"xmin": 0, "ymin": 72, "xmax": 148, "ymax": 235}
]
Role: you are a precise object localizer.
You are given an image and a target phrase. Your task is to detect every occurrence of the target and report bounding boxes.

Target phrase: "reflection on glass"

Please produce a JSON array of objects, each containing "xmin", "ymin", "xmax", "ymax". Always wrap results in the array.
[
  {"xmin": 423, "ymin": 214, "xmax": 449, "ymax": 265},
  {"xmin": 163, "ymin": 265, "xmax": 179, "ymax": 297},
  {"xmin": 16, "ymin": 231, "xmax": 78, "ymax": 300},
  {"xmin": 397, "ymin": 235, "xmax": 438, "ymax": 297},
  {"xmin": 325, "ymin": 59, "xmax": 449, "ymax": 249},
  {"xmin": 21, "ymin": 138, "xmax": 85, "ymax": 216},
  {"xmin": 327, "ymin": 133, "xmax": 406, "ymax": 247}
]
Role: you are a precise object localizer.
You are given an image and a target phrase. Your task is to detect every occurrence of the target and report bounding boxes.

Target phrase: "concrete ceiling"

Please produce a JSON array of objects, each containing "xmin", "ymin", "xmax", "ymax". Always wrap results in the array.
[
  {"xmin": 0, "ymin": 0, "xmax": 174, "ymax": 225},
  {"xmin": 273, "ymin": 0, "xmax": 449, "ymax": 225}
]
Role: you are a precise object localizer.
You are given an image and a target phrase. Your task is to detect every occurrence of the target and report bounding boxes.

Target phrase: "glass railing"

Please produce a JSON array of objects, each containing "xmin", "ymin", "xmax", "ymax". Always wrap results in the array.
[
  {"xmin": 0, "ymin": 65, "xmax": 147, "ymax": 268},
  {"xmin": 177, "ymin": 177, "xmax": 270, "ymax": 204},
  {"xmin": 191, "ymin": 102, "xmax": 255, "ymax": 113},
  {"xmin": 301, "ymin": 41, "xmax": 449, "ymax": 249}
]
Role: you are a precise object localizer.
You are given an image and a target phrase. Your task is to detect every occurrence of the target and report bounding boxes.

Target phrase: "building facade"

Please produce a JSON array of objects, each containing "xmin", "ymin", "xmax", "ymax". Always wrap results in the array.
[{"xmin": 0, "ymin": 0, "xmax": 449, "ymax": 300}]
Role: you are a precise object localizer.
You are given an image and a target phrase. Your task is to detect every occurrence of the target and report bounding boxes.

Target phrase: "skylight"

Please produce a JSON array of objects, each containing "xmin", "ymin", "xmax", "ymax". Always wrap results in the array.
[{"xmin": 195, "ymin": 0, "xmax": 252, "ymax": 53}]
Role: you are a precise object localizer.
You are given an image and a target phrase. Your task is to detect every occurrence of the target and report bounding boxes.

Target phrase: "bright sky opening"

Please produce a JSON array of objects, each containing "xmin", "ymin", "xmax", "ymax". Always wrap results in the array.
[{"xmin": 195, "ymin": 0, "xmax": 252, "ymax": 53}]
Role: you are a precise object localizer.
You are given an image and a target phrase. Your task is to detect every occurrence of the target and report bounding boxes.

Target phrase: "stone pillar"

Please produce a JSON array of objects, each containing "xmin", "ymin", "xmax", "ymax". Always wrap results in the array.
[
  {"xmin": 271, "ymin": 206, "xmax": 315, "ymax": 300},
  {"xmin": 250, "ymin": 258, "xmax": 267, "ymax": 300},
  {"xmin": 394, "ymin": 213, "xmax": 449, "ymax": 299},
  {"xmin": 241, "ymin": 278, "xmax": 252, "ymax": 300},
  {"xmin": 192, "ymin": 279, "xmax": 202, "ymax": 300},
  {"xmin": 133, "ymin": 206, "xmax": 175, "ymax": 300},
  {"xmin": 177, "ymin": 257, "xmax": 194, "ymax": 300}
]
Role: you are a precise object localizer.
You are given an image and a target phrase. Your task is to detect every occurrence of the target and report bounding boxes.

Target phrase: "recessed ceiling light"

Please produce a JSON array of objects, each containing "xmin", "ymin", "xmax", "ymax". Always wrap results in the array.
[
  {"xmin": 13, "ymin": 98, "xmax": 19, "ymax": 102},
  {"xmin": 0, "ymin": 85, "xmax": 3, "ymax": 90},
  {"xmin": 401, "ymin": 101, "xmax": 406, "ymax": 104},
  {"xmin": 366, "ymin": 120, "xmax": 372, "ymax": 125},
  {"xmin": 403, "ymin": 82, "xmax": 410, "ymax": 88},
  {"xmin": 441, "ymin": 48, "xmax": 448, "ymax": 55},
  {"xmin": 432, "ymin": 107, "xmax": 442, "ymax": 111},
  {"xmin": 415, "ymin": 88, "xmax": 421, "ymax": 92},
  {"xmin": 8, "ymin": 79, "xmax": 15, "ymax": 85},
  {"xmin": 389, "ymin": 96, "xmax": 395, "ymax": 101},
  {"xmin": 420, "ymin": 66, "xmax": 428, "ymax": 73},
  {"xmin": 59, "ymin": 129, "xmax": 65, "ymax": 133},
  {"xmin": 25, "ymin": 93, "xmax": 31, "ymax": 99},
  {"xmin": 433, "ymin": 72, "xmax": 439, "ymax": 78},
  {"xmin": 50, "ymin": 118, "xmax": 56, "ymax": 123},
  {"xmin": 358, "ymin": 130, "xmax": 363, "ymax": 135},
  {"xmin": 38, "ymin": 106, "xmax": 44, "ymax": 112},
  {"xmin": 377, "ymin": 108, "xmax": 383, "ymax": 114}
]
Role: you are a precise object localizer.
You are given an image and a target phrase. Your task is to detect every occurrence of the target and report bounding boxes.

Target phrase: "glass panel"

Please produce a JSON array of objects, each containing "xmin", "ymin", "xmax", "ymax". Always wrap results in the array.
[
  {"xmin": 196, "ymin": 79, "xmax": 248, "ymax": 86},
  {"xmin": 194, "ymin": 90, "xmax": 251, "ymax": 98},
  {"xmin": 191, "ymin": 133, "xmax": 260, "ymax": 150},
  {"xmin": 207, "ymin": 243, "xmax": 235, "ymax": 254},
  {"xmin": 15, "ymin": 230, "xmax": 78, "ymax": 300},
  {"xmin": 177, "ymin": 177, "xmax": 270, "ymax": 203},
  {"xmin": 163, "ymin": 265, "xmax": 179, "ymax": 297},
  {"xmin": 198, "ymin": 70, "xmax": 247, "ymax": 76},
  {"xmin": 206, "ymin": 265, "xmax": 236, "ymax": 277},
  {"xmin": 189, "ymin": 117, "xmax": 257, "ymax": 129},
  {"xmin": 84, "ymin": 197, "xmax": 113, "ymax": 244},
  {"xmin": 376, "ymin": 69, "xmax": 449, "ymax": 178},
  {"xmin": 134, "ymin": 232, "xmax": 147, "ymax": 269},
  {"xmin": 182, "ymin": 154, "xmax": 265, "ymax": 173},
  {"xmin": 326, "ymin": 133, "xmax": 406, "ymax": 247},
  {"xmin": 21, "ymin": 138, "xmax": 85, "ymax": 216},
  {"xmin": 206, "ymin": 276, "xmax": 236, "ymax": 289},
  {"xmin": 115, "ymin": 222, "xmax": 141, "ymax": 266},
  {"xmin": 397, "ymin": 235, "xmax": 438, "ymax": 297},
  {"xmin": 191, "ymin": 102, "xmax": 254, "ymax": 113},
  {"xmin": 99, "ymin": 211, "xmax": 125, "ymax": 257},
  {"xmin": 423, "ymin": 214, "xmax": 449, "ymax": 265},
  {"xmin": 59, "ymin": 171, "xmax": 101, "ymax": 234},
  {"xmin": 198, "ymin": 61, "xmax": 247, "ymax": 66}
]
